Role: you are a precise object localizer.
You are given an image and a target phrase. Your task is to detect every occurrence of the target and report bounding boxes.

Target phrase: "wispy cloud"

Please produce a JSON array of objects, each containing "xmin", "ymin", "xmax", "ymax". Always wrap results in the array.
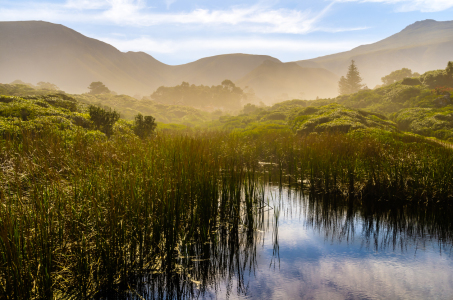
[
  {"xmin": 164, "ymin": 0, "xmax": 176, "ymax": 9},
  {"xmin": 336, "ymin": 0, "xmax": 453, "ymax": 12},
  {"xmin": 64, "ymin": 0, "xmax": 110, "ymax": 10},
  {"xmin": 0, "ymin": 0, "xmax": 364, "ymax": 34}
]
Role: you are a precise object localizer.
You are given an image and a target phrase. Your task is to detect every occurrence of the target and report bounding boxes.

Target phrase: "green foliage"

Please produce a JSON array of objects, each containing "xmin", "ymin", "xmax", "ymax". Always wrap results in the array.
[
  {"xmin": 151, "ymin": 80, "xmax": 245, "ymax": 109},
  {"xmin": 88, "ymin": 105, "xmax": 120, "ymax": 137},
  {"xmin": 88, "ymin": 81, "xmax": 110, "ymax": 94},
  {"xmin": 156, "ymin": 122, "xmax": 188, "ymax": 131},
  {"xmin": 232, "ymin": 122, "xmax": 290, "ymax": 138},
  {"xmin": 338, "ymin": 60, "xmax": 364, "ymax": 95},
  {"xmin": 0, "ymin": 95, "xmax": 106, "ymax": 142},
  {"xmin": 1, "ymin": 127, "xmax": 453, "ymax": 297},
  {"xmin": 418, "ymin": 63, "xmax": 453, "ymax": 88},
  {"xmin": 37, "ymin": 81, "xmax": 59, "ymax": 90},
  {"xmin": 3, "ymin": 78, "xmax": 453, "ymax": 297},
  {"xmin": 261, "ymin": 112, "xmax": 287, "ymax": 121},
  {"xmin": 420, "ymin": 69, "xmax": 451, "ymax": 88},
  {"xmin": 288, "ymin": 103, "xmax": 396, "ymax": 135},
  {"xmin": 392, "ymin": 106, "xmax": 453, "ymax": 141},
  {"xmin": 74, "ymin": 93, "xmax": 214, "ymax": 125},
  {"xmin": 133, "ymin": 113, "xmax": 157, "ymax": 139},
  {"xmin": 242, "ymin": 103, "xmax": 259, "ymax": 114},
  {"xmin": 0, "ymin": 83, "xmax": 50, "ymax": 96},
  {"xmin": 447, "ymin": 61, "xmax": 453, "ymax": 78},
  {"xmin": 381, "ymin": 68, "xmax": 415, "ymax": 86},
  {"xmin": 401, "ymin": 77, "xmax": 421, "ymax": 86}
]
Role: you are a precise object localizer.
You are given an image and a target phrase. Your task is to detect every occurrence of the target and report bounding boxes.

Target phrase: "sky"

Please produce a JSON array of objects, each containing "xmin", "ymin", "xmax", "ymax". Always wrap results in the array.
[{"xmin": 1, "ymin": 0, "xmax": 453, "ymax": 65}]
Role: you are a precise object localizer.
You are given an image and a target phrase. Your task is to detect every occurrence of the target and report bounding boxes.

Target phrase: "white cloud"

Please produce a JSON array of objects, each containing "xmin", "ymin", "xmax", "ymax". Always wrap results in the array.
[
  {"xmin": 65, "ymin": 0, "xmax": 110, "ymax": 10},
  {"xmin": 164, "ymin": 0, "xmax": 176, "ymax": 9},
  {"xmin": 336, "ymin": 0, "xmax": 453, "ymax": 12},
  {"xmin": 98, "ymin": 36, "xmax": 368, "ymax": 54},
  {"xmin": 94, "ymin": 2, "xmax": 340, "ymax": 34},
  {"xmin": 0, "ymin": 0, "xmax": 364, "ymax": 34}
]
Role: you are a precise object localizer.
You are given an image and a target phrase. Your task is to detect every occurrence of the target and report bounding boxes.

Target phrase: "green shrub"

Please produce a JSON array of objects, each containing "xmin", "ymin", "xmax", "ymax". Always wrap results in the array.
[
  {"xmin": 421, "ymin": 70, "xmax": 452, "ymax": 88},
  {"xmin": 261, "ymin": 112, "xmax": 286, "ymax": 121},
  {"xmin": 133, "ymin": 113, "xmax": 157, "ymax": 139},
  {"xmin": 401, "ymin": 77, "xmax": 421, "ymax": 86},
  {"xmin": 88, "ymin": 105, "xmax": 120, "ymax": 137}
]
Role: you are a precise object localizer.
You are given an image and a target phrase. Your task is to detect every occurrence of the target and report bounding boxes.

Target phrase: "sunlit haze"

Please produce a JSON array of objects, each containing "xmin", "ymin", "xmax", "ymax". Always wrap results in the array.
[{"xmin": 1, "ymin": 0, "xmax": 453, "ymax": 64}]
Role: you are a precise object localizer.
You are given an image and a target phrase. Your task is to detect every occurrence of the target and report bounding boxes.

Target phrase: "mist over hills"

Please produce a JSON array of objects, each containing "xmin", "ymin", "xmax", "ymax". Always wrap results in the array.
[
  {"xmin": 0, "ymin": 21, "xmax": 337, "ymax": 101},
  {"xmin": 297, "ymin": 19, "xmax": 453, "ymax": 88},
  {"xmin": 237, "ymin": 61, "xmax": 338, "ymax": 101},
  {"xmin": 0, "ymin": 21, "xmax": 302, "ymax": 100},
  {"xmin": 1, "ymin": 19, "xmax": 453, "ymax": 103}
]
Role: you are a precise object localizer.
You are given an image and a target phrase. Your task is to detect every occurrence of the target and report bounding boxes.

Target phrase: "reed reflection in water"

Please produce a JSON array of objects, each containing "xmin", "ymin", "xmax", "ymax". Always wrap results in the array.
[
  {"xmin": 106, "ymin": 186, "xmax": 453, "ymax": 299},
  {"xmin": 210, "ymin": 186, "xmax": 453, "ymax": 300}
]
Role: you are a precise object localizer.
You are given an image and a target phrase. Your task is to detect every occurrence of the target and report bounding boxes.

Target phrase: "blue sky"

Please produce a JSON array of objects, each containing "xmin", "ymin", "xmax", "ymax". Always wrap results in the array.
[{"xmin": 1, "ymin": 0, "xmax": 453, "ymax": 65}]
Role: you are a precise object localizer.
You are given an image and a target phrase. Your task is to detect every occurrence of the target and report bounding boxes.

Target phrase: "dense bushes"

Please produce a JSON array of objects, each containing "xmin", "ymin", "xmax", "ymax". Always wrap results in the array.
[{"xmin": 0, "ymin": 95, "xmax": 157, "ymax": 140}]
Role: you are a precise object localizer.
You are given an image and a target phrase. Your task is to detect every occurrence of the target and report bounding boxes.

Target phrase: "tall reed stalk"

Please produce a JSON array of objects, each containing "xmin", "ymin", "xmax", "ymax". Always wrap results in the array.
[{"xmin": 1, "ymin": 128, "xmax": 452, "ymax": 299}]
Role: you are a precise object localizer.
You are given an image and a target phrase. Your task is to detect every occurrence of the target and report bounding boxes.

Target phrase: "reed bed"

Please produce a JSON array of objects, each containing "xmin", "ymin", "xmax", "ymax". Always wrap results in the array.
[{"xmin": 1, "ymin": 128, "xmax": 453, "ymax": 299}]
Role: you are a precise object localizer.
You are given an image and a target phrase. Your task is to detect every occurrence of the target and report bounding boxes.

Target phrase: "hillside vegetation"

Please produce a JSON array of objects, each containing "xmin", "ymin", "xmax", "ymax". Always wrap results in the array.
[
  {"xmin": 2, "ymin": 61, "xmax": 453, "ymax": 142},
  {"xmin": 0, "ymin": 84, "xmax": 219, "ymax": 127},
  {"xmin": 2, "ymin": 63, "xmax": 453, "ymax": 299},
  {"xmin": 211, "ymin": 62, "xmax": 453, "ymax": 142}
]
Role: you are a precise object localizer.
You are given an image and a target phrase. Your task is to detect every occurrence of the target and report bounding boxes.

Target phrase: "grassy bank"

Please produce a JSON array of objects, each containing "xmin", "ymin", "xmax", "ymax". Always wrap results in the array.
[
  {"xmin": 2, "ymin": 74, "xmax": 453, "ymax": 298},
  {"xmin": 1, "ymin": 124, "xmax": 453, "ymax": 298},
  {"xmin": 0, "ymin": 128, "xmax": 265, "ymax": 299}
]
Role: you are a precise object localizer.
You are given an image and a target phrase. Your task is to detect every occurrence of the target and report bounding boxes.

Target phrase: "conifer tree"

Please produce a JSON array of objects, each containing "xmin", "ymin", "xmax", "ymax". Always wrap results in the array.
[
  {"xmin": 446, "ymin": 61, "xmax": 453, "ymax": 78},
  {"xmin": 338, "ymin": 60, "xmax": 364, "ymax": 95}
]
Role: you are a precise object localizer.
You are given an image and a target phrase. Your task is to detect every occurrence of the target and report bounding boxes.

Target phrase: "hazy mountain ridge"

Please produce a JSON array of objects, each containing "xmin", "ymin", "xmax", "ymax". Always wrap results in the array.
[
  {"xmin": 0, "ymin": 21, "xmax": 287, "ymax": 98},
  {"xmin": 0, "ymin": 21, "xmax": 340, "ymax": 102},
  {"xmin": 1, "ymin": 19, "xmax": 453, "ymax": 102},
  {"xmin": 297, "ymin": 19, "xmax": 453, "ymax": 87}
]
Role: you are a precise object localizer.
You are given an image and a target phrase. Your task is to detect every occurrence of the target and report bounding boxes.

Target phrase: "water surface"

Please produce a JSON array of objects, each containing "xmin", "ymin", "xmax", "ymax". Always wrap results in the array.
[{"xmin": 203, "ymin": 187, "xmax": 453, "ymax": 300}]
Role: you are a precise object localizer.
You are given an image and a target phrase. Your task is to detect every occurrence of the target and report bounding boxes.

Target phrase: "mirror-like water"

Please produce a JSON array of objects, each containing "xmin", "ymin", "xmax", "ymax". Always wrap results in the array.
[
  {"xmin": 204, "ymin": 187, "xmax": 453, "ymax": 300},
  {"xmin": 104, "ymin": 186, "xmax": 453, "ymax": 300}
]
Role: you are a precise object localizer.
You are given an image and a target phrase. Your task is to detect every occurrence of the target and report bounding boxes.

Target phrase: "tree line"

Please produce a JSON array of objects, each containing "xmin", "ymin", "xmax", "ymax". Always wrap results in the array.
[
  {"xmin": 150, "ymin": 80, "xmax": 245, "ymax": 109},
  {"xmin": 338, "ymin": 60, "xmax": 453, "ymax": 95}
]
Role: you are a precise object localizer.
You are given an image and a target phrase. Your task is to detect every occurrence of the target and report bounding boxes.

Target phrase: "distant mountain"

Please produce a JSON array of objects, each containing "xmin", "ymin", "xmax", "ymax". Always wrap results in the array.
[
  {"xmin": 168, "ymin": 54, "xmax": 281, "ymax": 87},
  {"xmin": 2, "ymin": 20, "xmax": 452, "ymax": 103},
  {"xmin": 236, "ymin": 61, "xmax": 338, "ymax": 101},
  {"xmin": 296, "ymin": 19, "xmax": 453, "ymax": 88},
  {"xmin": 0, "ymin": 21, "xmax": 169, "ymax": 95},
  {"xmin": 0, "ymin": 21, "xmax": 284, "ymax": 98}
]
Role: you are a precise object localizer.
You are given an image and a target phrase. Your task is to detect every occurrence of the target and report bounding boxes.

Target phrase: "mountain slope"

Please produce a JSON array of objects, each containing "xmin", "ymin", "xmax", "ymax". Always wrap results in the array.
[
  {"xmin": 296, "ymin": 19, "xmax": 453, "ymax": 88},
  {"xmin": 0, "ymin": 21, "xmax": 169, "ymax": 94},
  {"xmin": 0, "ymin": 21, "xmax": 284, "ymax": 96}
]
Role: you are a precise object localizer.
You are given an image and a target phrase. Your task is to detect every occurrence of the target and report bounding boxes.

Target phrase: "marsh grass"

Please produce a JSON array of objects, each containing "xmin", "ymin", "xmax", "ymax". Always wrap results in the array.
[{"xmin": 1, "ymin": 127, "xmax": 453, "ymax": 299}]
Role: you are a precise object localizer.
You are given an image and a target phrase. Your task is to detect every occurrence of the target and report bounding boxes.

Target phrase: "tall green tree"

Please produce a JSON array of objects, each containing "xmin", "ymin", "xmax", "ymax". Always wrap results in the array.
[
  {"xmin": 88, "ymin": 82, "xmax": 110, "ymax": 94},
  {"xmin": 338, "ymin": 60, "xmax": 364, "ymax": 95}
]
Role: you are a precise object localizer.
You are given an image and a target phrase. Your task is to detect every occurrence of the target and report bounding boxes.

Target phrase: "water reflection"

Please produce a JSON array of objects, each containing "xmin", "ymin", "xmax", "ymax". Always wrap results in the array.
[
  {"xmin": 221, "ymin": 187, "xmax": 453, "ymax": 300},
  {"xmin": 100, "ymin": 186, "xmax": 453, "ymax": 299},
  {"xmin": 300, "ymin": 189, "xmax": 453, "ymax": 252}
]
